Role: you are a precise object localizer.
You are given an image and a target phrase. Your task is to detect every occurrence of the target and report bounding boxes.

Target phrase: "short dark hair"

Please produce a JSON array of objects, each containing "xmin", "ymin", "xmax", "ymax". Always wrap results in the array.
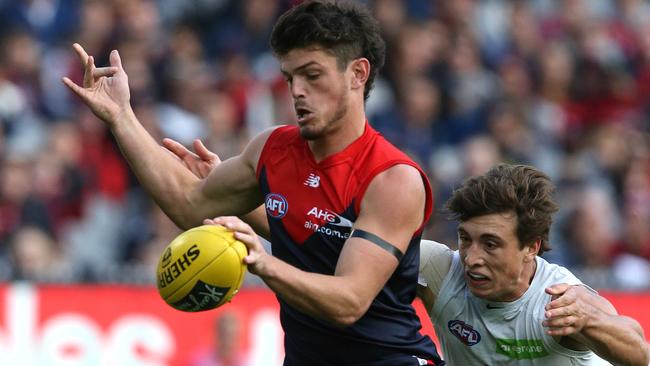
[
  {"xmin": 270, "ymin": 0, "xmax": 386, "ymax": 102},
  {"xmin": 445, "ymin": 164, "xmax": 559, "ymax": 256}
]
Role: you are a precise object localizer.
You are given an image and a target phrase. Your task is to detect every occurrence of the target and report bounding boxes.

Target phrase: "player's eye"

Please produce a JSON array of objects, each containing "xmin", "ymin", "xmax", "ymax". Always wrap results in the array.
[{"xmin": 485, "ymin": 241, "xmax": 498, "ymax": 250}]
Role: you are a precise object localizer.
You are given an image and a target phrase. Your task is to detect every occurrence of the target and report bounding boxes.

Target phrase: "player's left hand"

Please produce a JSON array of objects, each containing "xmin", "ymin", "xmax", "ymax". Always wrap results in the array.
[
  {"xmin": 543, "ymin": 283, "xmax": 602, "ymax": 336},
  {"xmin": 163, "ymin": 138, "xmax": 220, "ymax": 179},
  {"xmin": 204, "ymin": 216, "xmax": 269, "ymax": 275}
]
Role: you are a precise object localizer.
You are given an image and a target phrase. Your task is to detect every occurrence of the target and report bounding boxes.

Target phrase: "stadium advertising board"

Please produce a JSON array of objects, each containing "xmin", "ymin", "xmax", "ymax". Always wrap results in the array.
[{"xmin": 0, "ymin": 284, "xmax": 646, "ymax": 366}]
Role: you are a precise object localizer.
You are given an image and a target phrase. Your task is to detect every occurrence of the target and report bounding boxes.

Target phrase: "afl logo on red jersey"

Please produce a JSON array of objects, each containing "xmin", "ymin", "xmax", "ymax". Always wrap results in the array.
[{"xmin": 265, "ymin": 193, "xmax": 288, "ymax": 218}]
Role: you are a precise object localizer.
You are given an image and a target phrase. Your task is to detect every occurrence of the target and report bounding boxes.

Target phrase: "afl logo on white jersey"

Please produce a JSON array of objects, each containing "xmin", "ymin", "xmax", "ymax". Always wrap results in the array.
[
  {"xmin": 448, "ymin": 320, "xmax": 481, "ymax": 346},
  {"xmin": 265, "ymin": 193, "xmax": 288, "ymax": 218}
]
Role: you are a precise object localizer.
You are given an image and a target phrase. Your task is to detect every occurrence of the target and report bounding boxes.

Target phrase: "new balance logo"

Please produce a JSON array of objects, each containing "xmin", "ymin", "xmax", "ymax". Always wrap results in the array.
[{"xmin": 304, "ymin": 173, "xmax": 320, "ymax": 188}]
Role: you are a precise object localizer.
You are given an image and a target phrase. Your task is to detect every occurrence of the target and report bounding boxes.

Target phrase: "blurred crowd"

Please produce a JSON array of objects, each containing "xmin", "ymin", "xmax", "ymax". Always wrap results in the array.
[{"xmin": 0, "ymin": 0, "xmax": 649, "ymax": 290}]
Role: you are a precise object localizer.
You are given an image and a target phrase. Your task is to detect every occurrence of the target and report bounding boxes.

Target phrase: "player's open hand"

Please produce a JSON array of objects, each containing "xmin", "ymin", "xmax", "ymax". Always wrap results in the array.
[
  {"xmin": 543, "ymin": 284, "xmax": 603, "ymax": 337},
  {"xmin": 62, "ymin": 43, "xmax": 131, "ymax": 125},
  {"xmin": 163, "ymin": 138, "xmax": 220, "ymax": 179},
  {"xmin": 204, "ymin": 216, "xmax": 268, "ymax": 275}
]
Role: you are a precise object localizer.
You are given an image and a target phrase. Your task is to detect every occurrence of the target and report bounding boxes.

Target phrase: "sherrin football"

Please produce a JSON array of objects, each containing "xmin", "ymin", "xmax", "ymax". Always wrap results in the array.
[{"xmin": 156, "ymin": 225, "xmax": 248, "ymax": 312}]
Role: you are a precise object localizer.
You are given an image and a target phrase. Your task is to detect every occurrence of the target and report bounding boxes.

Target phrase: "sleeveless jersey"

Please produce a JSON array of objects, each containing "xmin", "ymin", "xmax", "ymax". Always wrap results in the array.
[
  {"xmin": 432, "ymin": 252, "xmax": 609, "ymax": 365},
  {"xmin": 256, "ymin": 123, "xmax": 443, "ymax": 366}
]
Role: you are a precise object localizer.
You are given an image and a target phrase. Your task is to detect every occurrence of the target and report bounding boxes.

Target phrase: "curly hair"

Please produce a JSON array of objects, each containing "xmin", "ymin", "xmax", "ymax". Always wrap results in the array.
[
  {"xmin": 270, "ymin": 0, "xmax": 386, "ymax": 102},
  {"xmin": 445, "ymin": 164, "xmax": 560, "ymax": 256}
]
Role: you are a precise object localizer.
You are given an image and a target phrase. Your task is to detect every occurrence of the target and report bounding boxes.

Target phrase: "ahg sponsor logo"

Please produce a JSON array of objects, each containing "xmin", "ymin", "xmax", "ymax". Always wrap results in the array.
[
  {"xmin": 448, "ymin": 320, "xmax": 481, "ymax": 346},
  {"xmin": 265, "ymin": 193, "xmax": 288, "ymax": 218},
  {"xmin": 306, "ymin": 207, "xmax": 353, "ymax": 227}
]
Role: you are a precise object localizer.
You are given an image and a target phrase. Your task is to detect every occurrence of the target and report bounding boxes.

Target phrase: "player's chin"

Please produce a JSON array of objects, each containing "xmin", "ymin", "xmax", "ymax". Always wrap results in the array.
[
  {"xmin": 467, "ymin": 286, "xmax": 493, "ymax": 301},
  {"xmin": 298, "ymin": 124, "xmax": 323, "ymax": 140}
]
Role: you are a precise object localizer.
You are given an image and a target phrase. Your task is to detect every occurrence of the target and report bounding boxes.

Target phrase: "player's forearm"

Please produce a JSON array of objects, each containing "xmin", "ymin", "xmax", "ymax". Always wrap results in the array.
[
  {"xmin": 579, "ymin": 314, "xmax": 649, "ymax": 366},
  {"xmin": 109, "ymin": 108, "xmax": 203, "ymax": 228},
  {"xmin": 256, "ymin": 255, "xmax": 369, "ymax": 327}
]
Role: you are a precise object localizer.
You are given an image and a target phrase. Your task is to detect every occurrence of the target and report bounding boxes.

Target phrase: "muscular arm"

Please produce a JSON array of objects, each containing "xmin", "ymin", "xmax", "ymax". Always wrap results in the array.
[
  {"xmin": 238, "ymin": 164, "xmax": 427, "ymax": 326},
  {"xmin": 111, "ymin": 111, "xmax": 269, "ymax": 229},
  {"xmin": 63, "ymin": 44, "xmax": 270, "ymax": 230},
  {"xmin": 545, "ymin": 284, "xmax": 650, "ymax": 366}
]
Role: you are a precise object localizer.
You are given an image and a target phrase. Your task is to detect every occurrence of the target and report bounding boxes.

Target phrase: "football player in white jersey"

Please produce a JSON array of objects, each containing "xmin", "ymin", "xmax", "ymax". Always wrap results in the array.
[
  {"xmin": 418, "ymin": 164, "xmax": 649, "ymax": 365},
  {"xmin": 162, "ymin": 141, "xmax": 649, "ymax": 365}
]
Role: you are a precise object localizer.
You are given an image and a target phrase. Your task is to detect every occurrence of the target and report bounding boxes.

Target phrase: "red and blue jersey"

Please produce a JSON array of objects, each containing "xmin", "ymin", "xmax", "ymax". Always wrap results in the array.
[{"xmin": 256, "ymin": 122, "xmax": 444, "ymax": 365}]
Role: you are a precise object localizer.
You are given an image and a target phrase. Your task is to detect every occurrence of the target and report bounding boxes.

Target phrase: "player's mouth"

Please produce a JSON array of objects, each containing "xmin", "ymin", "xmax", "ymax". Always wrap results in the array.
[
  {"xmin": 295, "ymin": 106, "xmax": 315, "ymax": 124},
  {"xmin": 466, "ymin": 270, "xmax": 490, "ymax": 286}
]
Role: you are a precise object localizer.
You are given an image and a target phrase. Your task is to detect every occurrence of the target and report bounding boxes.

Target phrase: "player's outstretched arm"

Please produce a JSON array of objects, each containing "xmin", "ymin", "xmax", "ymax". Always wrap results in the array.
[
  {"xmin": 544, "ymin": 284, "xmax": 650, "ymax": 366},
  {"xmin": 211, "ymin": 165, "xmax": 427, "ymax": 327},
  {"xmin": 63, "ymin": 44, "xmax": 268, "ymax": 229}
]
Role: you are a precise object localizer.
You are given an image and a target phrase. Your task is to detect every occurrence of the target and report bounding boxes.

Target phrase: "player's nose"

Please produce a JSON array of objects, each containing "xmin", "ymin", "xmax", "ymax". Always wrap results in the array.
[
  {"xmin": 290, "ymin": 78, "xmax": 307, "ymax": 98},
  {"xmin": 462, "ymin": 243, "xmax": 484, "ymax": 267}
]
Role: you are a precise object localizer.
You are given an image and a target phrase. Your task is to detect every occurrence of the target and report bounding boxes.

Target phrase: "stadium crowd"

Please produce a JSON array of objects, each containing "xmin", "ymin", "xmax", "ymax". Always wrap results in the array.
[{"xmin": 0, "ymin": 0, "xmax": 649, "ymax": 290}]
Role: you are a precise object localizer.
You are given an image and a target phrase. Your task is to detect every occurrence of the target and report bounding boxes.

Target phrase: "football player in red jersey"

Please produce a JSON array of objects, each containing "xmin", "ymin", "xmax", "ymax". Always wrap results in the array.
[{"xmin": 64, "ymin": 1, "xmax": 443, "ymax": 365}]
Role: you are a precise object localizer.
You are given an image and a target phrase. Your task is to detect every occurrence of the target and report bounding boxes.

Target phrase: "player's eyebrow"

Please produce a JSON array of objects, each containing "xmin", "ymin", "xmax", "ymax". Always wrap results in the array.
[
  {"xmin": 281, "ymin": 61, "xmax": 321, "ymax": 76},
  {"xmin": 479, "ymin": 233, "xmax": 503, "ymax": 243}
]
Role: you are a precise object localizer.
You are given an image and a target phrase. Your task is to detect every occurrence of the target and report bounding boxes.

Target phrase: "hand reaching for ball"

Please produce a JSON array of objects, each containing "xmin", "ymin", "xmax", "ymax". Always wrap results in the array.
[{"xmin": 205, "ymin": 216, "xmax": 269, "ymax": 276}]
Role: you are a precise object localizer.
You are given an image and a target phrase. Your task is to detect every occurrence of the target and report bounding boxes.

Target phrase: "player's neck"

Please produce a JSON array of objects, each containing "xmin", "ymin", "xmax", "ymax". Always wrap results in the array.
[
  {"xmin": 308, "ymin": 108, "xmax": 366, "ymax": 162},
  {"xmin": 518, "ymin": 257, "xmax": 538, "ymax": 295},
  {"xmin": 507, "ymin": 258, "xmax": 538, "ymax": 302}
]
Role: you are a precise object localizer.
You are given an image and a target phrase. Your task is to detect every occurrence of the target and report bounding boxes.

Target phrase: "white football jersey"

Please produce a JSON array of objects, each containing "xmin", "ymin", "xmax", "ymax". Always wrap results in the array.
[{"xmin": 428, "ymin": 250, "xmax": 610, "ymax": 365}]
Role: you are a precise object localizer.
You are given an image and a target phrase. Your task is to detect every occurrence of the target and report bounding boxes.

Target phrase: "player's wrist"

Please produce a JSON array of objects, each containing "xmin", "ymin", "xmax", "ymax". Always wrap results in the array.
[{"xmin": 110, "ymin": 104, "xmax": 135, "ymax": 128}]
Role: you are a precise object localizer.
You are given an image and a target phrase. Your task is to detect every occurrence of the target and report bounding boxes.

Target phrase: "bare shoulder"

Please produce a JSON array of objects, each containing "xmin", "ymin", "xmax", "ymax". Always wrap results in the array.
[
  {"xmin": 357, "ymin": 164, "xmax": 427, "ymax": 250},
  {"xmin": 362, "ymin": 164, "xmax": 426, "ymax": 218},
  {"xmin": 240, "ymin": 126, "xmax": 284, "ymax": 169}
]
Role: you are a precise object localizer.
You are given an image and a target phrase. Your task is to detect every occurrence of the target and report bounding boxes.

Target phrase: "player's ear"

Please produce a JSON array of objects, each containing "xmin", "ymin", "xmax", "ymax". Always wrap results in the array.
[
  {"xmin": 350, "ymin": 58, "xmax": 370, "ymax": 90},
  {"xmin": 523, "ymin": 239, "xmax": 541, "ymax": 261}
]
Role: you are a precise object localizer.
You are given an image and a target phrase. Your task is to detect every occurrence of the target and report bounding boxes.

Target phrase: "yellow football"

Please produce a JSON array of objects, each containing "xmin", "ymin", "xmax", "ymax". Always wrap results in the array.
[{"xmin": 156, "ymin": 225, "xmax": 248, "ymax": 312}]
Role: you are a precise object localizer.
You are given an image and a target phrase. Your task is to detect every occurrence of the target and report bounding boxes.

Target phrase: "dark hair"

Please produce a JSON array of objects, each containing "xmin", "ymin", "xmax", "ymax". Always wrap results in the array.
[
  {"xmin": 270, "ymin": 0, "xmax": 386, "ymax": 102},
  {"xmin": 445, "ymin": 164, "xmax": 559, "ymax": 256}
]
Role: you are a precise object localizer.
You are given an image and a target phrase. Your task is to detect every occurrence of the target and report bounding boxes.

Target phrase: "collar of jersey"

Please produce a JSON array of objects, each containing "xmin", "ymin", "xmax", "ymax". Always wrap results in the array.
[{"xmin": 303, "ymin": 120, "xmax": 374, "ymax": 168}]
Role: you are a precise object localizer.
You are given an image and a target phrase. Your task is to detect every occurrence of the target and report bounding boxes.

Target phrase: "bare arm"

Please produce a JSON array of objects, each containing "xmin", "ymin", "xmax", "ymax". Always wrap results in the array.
[
  {"xmin": 545, "ymin": 284, "xmax": 650, "ymax": 366},
  {"xmin": 63, "ymin": 44, "xmax": 267, "ymax": 229},
  {"xmin": 161, "ymin": 138, "xmax": 271, "ymax": 239},
  {"xmin": 208, "ymin": 164, "xmax": 427, "ymax": 327}
]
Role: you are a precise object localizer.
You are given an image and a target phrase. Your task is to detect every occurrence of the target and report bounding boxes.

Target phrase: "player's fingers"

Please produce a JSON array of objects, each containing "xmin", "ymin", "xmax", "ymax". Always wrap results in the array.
[
  {"xmin": 545, "ymin": 283, "xmax": 571, "ymax": 296},
  {"xmin": 72, "ymin": 43, "xmax": 89, "ymax": 66},
  {"xmin": 243, "ymin": 253, "xmax": 258, "ymax": 265},
  {"xmin": 545, "ymin": 325, "xmax": 578, "ymax": 337},
  {"xmin": 83, "ymin": 55, "xmax": 95, "ymax": 88},
  {"xmin": 545, "ymin": 303, "xmax": 574, "ymax": 319},
  {"xmin": 544, "ymin": 314, "xmax": 578, "ymax": 327},
  {"xmin": 220, "ymin": 218, "xmax": 254, "ymax": 235},
  {"xmin": 93, "ymin": 66, "xmax": 118, "ymax": 79},
  {"xmin": 162, "ymin": 138, "xmax": 195, "ymax": 159},
  {"xmin": 546, "ymin": 292, "xmax": 575, "ymax": 311},
  {"xmin": 109, "ymin": 49, "xmax": 124, "ymax": 70},
  {"xmin": 62, "ymin": 77, "xmax": 90, "ymax": 101},
  {"xmin": 210, "ymin": 216, "xmax": 241, "ymax": 230},
  {"xmin": 233, "ymin": 231, "xmax": 257, "ymax": 247},
  {"xmin": 194, "ymin": 139, "xmax": 220, "ymax": 163}
]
